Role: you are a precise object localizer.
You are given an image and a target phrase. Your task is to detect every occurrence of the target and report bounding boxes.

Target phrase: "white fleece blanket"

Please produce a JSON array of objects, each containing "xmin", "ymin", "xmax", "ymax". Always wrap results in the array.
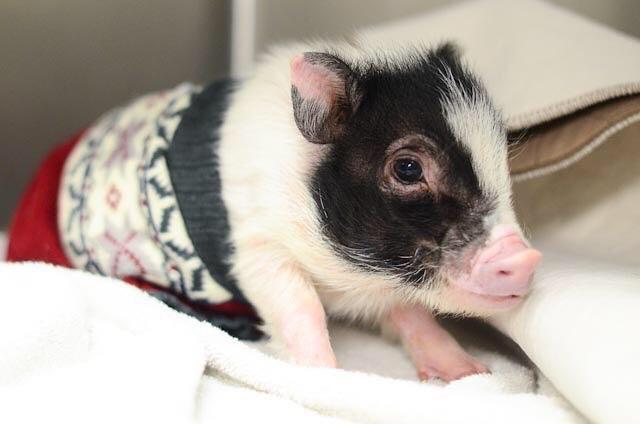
[{"xmin": 0, "ymin": 255, "xmax": 578, "ymax": 423}]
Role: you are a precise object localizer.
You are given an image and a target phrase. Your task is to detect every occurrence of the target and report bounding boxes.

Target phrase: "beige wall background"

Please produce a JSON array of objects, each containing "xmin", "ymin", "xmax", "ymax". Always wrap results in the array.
[
  {"xmin": 0, "ymin": 0, "xmax": 230, "ymax": 227},
  {"xmin": 252, "ymin": 0, "xmax": 640, "ymax": 54},
  {"xmin": 1, "ymin": 0, "xmax": 639, "ymax": 227}
]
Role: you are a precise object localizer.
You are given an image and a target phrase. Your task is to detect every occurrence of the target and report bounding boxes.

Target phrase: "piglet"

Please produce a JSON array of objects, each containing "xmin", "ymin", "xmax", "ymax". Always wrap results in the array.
[
  {"xmin": 42, "ymin": 41, "xmax": 541, "ymax": 382},
  {"xmin": 219, "ymin": 42, "xmax": 541, "ymax": 380}
]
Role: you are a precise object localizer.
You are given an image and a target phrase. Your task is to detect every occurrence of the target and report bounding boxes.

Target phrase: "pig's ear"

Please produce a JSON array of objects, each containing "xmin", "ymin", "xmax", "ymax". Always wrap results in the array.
[{"xmin": 290, "ymin": 52, "xmax": 362, "ymax": 144}]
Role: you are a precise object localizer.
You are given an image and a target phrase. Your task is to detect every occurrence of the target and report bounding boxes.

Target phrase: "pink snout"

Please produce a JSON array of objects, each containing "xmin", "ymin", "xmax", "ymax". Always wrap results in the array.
[{"xmin": 453, "ymin": 227, "xmax": 542, "ymax": 299}]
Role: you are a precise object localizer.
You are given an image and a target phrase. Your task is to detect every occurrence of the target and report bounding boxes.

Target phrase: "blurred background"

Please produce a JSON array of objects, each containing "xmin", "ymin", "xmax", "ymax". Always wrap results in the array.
[{"xmin": 1, "ymin": 0, "xmax": 639, "ymax": 228}]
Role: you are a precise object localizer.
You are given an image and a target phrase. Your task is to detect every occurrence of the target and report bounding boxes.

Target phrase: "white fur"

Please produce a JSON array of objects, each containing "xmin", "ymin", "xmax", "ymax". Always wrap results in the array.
[{"xmin": 438, "ymin": 66, "xmax": 518, "ymax": 230}]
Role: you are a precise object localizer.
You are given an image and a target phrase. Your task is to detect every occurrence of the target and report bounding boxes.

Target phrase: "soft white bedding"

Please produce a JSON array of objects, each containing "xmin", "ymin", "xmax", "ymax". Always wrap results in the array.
[{"xmin": 0, "ymin": 260, "xmax": 578, "ymax": 424}]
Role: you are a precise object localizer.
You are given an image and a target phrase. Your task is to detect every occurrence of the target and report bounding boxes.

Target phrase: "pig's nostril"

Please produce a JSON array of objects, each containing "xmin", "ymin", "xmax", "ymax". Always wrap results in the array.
[{"xmin": 498, "ymin": 270, "xmax": 511, "ymax": 276}]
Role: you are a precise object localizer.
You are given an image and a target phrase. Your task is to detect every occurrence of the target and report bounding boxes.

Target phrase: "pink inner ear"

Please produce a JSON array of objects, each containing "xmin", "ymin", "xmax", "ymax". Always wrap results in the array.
[{"xmin": 291, "ymin": 54, "xmax": 343, "ymax": 107}]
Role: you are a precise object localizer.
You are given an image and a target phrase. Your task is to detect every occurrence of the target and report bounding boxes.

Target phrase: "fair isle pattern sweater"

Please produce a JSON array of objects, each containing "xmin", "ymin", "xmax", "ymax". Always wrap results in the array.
[{"xmin": 57, "ymin": 81, "xmax": 258, "ymax": 338}]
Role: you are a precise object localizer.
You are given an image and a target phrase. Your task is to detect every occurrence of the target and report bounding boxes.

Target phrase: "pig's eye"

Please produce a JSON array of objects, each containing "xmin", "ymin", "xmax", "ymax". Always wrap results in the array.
[
  {"xmin": 393, "ymin": 158, "xmax": 423, "ymax": 184},
  {"xmin": 381, "ymin": 135, "xmax": 438, "ymax": 196}
]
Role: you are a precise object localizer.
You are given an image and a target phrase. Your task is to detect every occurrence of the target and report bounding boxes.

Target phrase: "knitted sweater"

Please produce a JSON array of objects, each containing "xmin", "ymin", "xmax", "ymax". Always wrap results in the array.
[{"xmin": 8, "ymin": 81, "xmax": 260, "ymax": 339}]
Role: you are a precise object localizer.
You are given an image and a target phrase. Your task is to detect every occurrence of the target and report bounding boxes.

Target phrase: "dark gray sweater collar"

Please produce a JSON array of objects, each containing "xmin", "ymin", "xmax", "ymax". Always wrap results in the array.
[{"xmin": 166, "ymin": 80, "xmax": 261, "ymax": 340}]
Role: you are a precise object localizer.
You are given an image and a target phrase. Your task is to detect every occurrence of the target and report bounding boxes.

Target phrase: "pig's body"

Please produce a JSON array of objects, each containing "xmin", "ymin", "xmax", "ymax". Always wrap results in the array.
[
  {"xmin": 9, "ymin": 40, "xmax": 541, "ymax": 381},
  {"xmin": 220, "ymin": 43, "xmax": 422, "ymax": 326}
]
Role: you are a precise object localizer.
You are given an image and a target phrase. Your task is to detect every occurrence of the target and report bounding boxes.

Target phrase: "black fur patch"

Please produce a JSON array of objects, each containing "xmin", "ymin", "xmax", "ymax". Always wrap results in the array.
[{"xmin": 311, "ymin": 44, "xmax": 498, "ymax": 286}]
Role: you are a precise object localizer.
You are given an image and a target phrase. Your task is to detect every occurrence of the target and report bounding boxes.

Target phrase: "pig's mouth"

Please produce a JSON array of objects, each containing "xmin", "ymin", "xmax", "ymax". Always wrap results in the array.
[{"xmin": 445, "ymin": 284, "xmax": 525, "ymax": 310}]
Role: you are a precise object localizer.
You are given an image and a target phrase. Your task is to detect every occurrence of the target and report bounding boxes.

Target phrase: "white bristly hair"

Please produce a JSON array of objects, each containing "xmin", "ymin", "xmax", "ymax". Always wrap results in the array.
[{"xmin": 437, "ymin": 64, "xmax": 518, "ymax": 229}]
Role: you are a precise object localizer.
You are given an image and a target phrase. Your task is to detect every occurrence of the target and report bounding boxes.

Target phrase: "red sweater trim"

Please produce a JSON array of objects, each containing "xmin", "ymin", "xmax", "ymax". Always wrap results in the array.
[{"xmin": 7, "ymin": 132, "xmax": 255, "ymax": 319}]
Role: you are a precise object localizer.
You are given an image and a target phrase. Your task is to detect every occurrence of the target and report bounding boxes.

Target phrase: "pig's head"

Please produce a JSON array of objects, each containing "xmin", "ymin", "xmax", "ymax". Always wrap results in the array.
[{"xmin": 290, "ymin": 44, "xmax": 541, "ymax": 316}]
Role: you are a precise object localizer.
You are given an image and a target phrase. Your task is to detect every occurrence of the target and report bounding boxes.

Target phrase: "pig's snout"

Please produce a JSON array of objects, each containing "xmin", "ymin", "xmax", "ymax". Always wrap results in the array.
[
  {"xmin": 451, "ymin": 225, "xmax": 542, "ymax": 301},
  {"xmin": 469, "ymin": 232, "xmax": 541, "ymax": 297}
]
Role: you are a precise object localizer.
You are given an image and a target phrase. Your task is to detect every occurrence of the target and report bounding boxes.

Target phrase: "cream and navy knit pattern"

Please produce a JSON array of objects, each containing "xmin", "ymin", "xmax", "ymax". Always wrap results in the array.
[{"xmin": 58, "ymin": 82, "xmax": 241, "ymax": 306}]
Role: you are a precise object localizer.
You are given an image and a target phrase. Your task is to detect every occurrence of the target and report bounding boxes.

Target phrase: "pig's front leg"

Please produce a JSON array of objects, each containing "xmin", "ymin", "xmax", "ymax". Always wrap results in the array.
[
  {"xmin": 384, "ymin": 305, "xmax": 488, "ymax": 382},
  {"xmin": 276, "ymin": 283, "xmax": 337, "ymax": 368},
  {"xmin": 237, "ymin": 252, "xmax": 336, "ymax": 368}
]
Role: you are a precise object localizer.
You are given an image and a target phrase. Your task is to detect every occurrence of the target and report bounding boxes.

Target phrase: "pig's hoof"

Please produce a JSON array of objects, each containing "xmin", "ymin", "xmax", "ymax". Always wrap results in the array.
[{"xmin": 417, "ymin": 354, "xmax": 489, "ymax": 382}]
